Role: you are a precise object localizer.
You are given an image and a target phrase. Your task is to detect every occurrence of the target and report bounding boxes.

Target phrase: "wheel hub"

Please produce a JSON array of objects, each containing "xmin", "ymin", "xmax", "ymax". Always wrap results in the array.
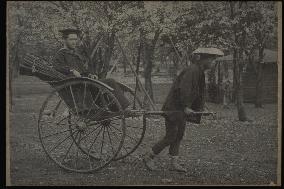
[{"xmin": 101, "ymin": 120, "xmax": 111, "ymax": 127}]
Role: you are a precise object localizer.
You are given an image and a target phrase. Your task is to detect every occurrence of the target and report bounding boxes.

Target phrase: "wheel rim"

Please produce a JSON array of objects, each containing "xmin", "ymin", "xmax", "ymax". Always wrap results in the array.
[
  {"xmin": 113, "ymin": 87, "xmax": 146, "ymax": 161},
  {"xmin": 38, "ymin": 80, "xmax": 125, "ymax": 173}
]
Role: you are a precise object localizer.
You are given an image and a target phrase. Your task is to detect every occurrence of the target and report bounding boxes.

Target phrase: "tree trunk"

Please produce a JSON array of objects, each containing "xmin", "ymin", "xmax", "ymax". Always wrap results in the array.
[
  {"xmin": 143, "ymin": 30, "xmax": 161, "ymax": 108},
  {"xmin": 208, "ymin": 64, "xmax": 217, "ymax": 102},
  {"xmin": 123, "ymin": 58, "xmax": 127, "ymax": 74},
  {"xmin": 172, "ymin": 53, "xmax": 179, "ymax": 80},
  {"xmin": 85, "ymin": 32, "xmax": 94, "ymax": 74},
  {"xmin": 133, "ymin": 45, "xmax": 142, "ymax": 104},
  {"xmin": 9, "ymin": 64, "xmax": 13, "ymax": 111},
  {"xmin": 10, "ymin": 30, "xmax": 23, "ymax": 110},
  {"xmin": 100, "ymin": 31, "xmax": 115, "ymax": 79},
  {"xmin": 96, "ymin": 48, "xmax": 103, "ymax": 76},
  {"xmin": 255, "ymin": 47, "xmax": 264, "ymax": 108},
  {"xmin": 234, "ymin": 50, "xmax": 249, "ymax": 121},
  {"xmin": 143, "ymin": 47, "xmax": 154, "ymax": 108},
  {"xmin": 232, "ymin": 57, "xmax": 236, "ymax": 103},
  {"xmin": 230, "ymin": 1, "xmax": 249, "ymax": 121},
  {"xmin": 12, "ymin": 32, "xmax": 23, "ymax": 78},
  {"xmin": 217, "ymin": 62, "xmax": 222, "ymax": 103},
  {"xmin": 134, "ymin": 30, "xmax": 143, "ymax": 94},
  {"xmin": 230, "ymin": 2, "xmax": 236, "ymax": 104}
]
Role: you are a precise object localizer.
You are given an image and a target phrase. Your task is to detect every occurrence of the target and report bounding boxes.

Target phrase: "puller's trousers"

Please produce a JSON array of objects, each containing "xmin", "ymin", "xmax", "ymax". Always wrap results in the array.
[{"xmin": 152, "ymin": 113, "xmax": 186, "ymax": 156}]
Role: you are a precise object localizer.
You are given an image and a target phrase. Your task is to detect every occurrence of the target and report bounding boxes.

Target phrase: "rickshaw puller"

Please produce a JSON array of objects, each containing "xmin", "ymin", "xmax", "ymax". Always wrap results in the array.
[{"xmin": 143, "ymin": 47, "xmax": 224, "ymax": 173}]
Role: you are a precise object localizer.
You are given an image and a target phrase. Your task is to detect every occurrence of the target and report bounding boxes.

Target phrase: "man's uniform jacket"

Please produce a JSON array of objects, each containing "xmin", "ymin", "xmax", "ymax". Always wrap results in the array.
[
  {"xmin": 52, "ymin": 47, "xmax": 130, "ymax": 110},
  {"xmin": 53, "ymin": 48, "xmax": 88, "ymax": 77},
  {"xmin": 162, "ymin": 63, "xmax": 205, "ymax": 124}
]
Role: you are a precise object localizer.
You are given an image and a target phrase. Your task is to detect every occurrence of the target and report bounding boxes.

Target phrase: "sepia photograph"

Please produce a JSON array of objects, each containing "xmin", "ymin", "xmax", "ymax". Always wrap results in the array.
[{"xmin": 6, "ymin": 1, "xmax": 282, "ymax": 186}]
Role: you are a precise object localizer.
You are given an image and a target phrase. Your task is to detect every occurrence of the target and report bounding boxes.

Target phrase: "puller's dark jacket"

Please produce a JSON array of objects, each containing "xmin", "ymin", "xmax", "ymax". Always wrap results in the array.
[{"xmin": 162, "ymin": 63, "xmax": 205, "ymax": 123}]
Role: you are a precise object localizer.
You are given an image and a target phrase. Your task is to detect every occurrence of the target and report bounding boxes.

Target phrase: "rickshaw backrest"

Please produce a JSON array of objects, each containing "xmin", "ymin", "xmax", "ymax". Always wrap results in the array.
[{"xmin": 47, "ymin": 77, "xmax": 115, "ymax": 113}]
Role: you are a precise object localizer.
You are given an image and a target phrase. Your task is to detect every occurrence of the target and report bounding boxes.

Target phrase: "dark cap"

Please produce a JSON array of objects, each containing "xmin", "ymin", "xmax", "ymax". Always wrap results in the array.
[{"xmin": 59, "ymin": 28, "xmax": 81, "ymax": 38}]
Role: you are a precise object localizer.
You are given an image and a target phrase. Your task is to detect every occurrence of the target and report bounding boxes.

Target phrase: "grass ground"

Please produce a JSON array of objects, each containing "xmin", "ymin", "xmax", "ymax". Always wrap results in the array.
[{"xmin": 8, "ymin": 76, "xmax": 279, "ymax": 186}]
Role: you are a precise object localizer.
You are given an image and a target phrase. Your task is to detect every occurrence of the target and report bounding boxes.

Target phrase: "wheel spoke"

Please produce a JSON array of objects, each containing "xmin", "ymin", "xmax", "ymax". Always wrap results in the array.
[
  {"xmin": 100, "ymin": 126, "xmax": 106, "ymax": 155},
  {"xmin": 90, "ymin": 107, "xmax": 107, "ymax": 121},
  {"xmin": 87, "ymin": 115, "xmax": 122, "ymax": 126},
  {"xmin": 86, "ymin": 90, "xmax": 102, "ymax": 117},
  {"xmin": 125, "ymin": 124, "xmax": 143, "ymax": 130},
  {"xmin": 68, "ymin": 114, "xmax": 81, "ymax": 123},
  {"xmin": 104, "ymin": 98, "xmax": 116, "ymax": 110},
  {"xmin": 106, "ymin": 126, "xmax": 115, "ymax": 155},
  {"xmin": 53, "ymin": 100, "xmax": 62, "ymax": 114},
  {"xmin": 109, "ymin": 124, "xmax": 139, "ymax": 144},
  {"xmin": 41, "ymin": 128, "xmax": 77, "ymax": 139},
  {"xmin": 121, "ymin": 143, "xmax": 129, "ymax": 154},
  {"xmin": 48, "ymin": 130, "xmax": 78, "ymax": 153},
  {"xmin": 75, "ymin": 132, "xmax": 81, "ymax": 169},
  {"xmin": 108, "ymin": 126, "xmax": 128, "ymax": 154},
  {"xmin": 78, "ymin": 124, "xmax": 101, "ymax": 143},
  {"xmin": 83, "ymin": 82, "xmax": 87, "ymax": 109},
  {"xmin": 87, "ymin": 126, "xmax": 104, "ymax": 155},
  {"xmin": 55, "ymin": 116, "xmax": 69, "ymax": 125},
  {"xmin": 87, "ymin": 152, "xmax": 93, "ymax": 169},
  {"xmin": 40, "ymin": 118, "xmax": 76, "ymax": 129},
  {"xmin": 70, "ymin": 86, "xmax": 79, "ymax": 116},
  {"xmin": 61, "ymin": 131, "xmax": 79, "ymax": 163}
]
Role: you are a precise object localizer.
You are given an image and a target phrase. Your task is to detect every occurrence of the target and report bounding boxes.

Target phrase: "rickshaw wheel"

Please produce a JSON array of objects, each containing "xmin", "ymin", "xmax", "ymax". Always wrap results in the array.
[
  {"xmin": 38, "ymin": 78, "xmax": 126, "ymax": 173},
  {"xmin": 113, "ymin": 83, "xmax": 146, "ymax": 161}
]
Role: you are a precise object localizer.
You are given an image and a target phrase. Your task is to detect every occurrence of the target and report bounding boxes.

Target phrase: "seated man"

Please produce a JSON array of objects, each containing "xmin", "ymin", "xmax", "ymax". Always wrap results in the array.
[{"xmin": 52, "ymin": 28, "xmax": 130, "ymax": 113}]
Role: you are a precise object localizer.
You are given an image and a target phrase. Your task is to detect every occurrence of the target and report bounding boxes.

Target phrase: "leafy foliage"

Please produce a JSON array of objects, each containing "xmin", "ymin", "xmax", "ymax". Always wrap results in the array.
[
  {"xmin": 7, "ymin": 1, "xmax": 278, "ymax": 111},
  {"xmin": 7, "ymin": 1, "xmax": 277, "ymax": 71}
]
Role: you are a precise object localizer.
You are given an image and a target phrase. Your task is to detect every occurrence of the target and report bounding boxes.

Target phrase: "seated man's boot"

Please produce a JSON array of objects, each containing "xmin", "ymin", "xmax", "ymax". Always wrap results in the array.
[
  {"xmin": 169, "ymin": 155, "xmax": 187, "ymax": 173},
  {"xmin": 143, "ymin": 151, "xmax": 158, "ymax": 171}
]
